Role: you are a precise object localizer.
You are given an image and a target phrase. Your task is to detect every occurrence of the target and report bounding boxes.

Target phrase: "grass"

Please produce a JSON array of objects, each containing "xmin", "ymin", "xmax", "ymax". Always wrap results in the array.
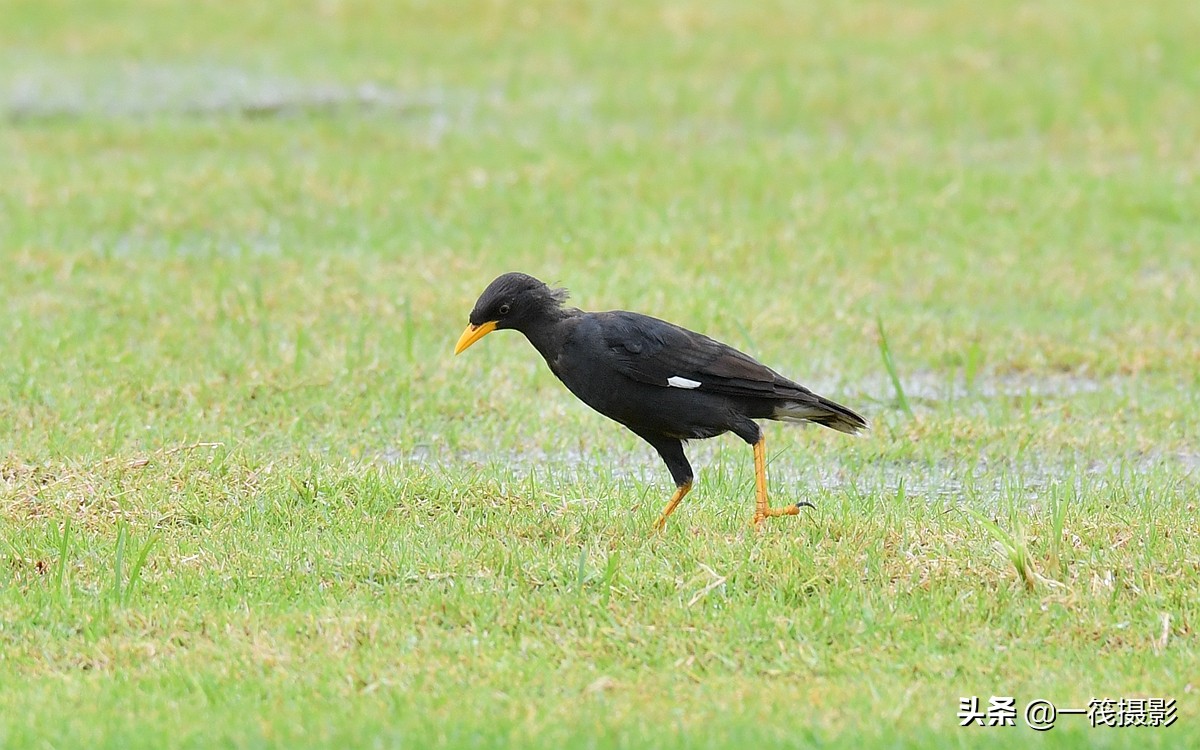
[{"xmin": 1, "ymin": 0, "xmax": 1198, "ymax": 747}]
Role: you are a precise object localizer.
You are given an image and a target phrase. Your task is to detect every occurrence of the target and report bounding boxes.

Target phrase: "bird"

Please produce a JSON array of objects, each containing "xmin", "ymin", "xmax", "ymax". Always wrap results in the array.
[{"xmin": 454, "ymin": 272, "xmax": 867, "ymax": 531}]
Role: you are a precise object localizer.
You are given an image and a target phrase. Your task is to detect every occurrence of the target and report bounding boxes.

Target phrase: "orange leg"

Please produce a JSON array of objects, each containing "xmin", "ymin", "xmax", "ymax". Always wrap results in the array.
[
  {"xmin": 653, "ymin": 481, "xmax": 692, "ymax": 532},
  {"xmin": 751, "ymin": 436, "xmax": 809, "ymax": 527}
]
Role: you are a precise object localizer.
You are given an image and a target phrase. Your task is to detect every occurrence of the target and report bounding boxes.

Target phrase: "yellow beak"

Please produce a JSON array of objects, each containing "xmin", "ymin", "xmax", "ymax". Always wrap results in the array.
[{"xmin": 454, "ymin": 320, "xmax": 498, "ymax": 355}]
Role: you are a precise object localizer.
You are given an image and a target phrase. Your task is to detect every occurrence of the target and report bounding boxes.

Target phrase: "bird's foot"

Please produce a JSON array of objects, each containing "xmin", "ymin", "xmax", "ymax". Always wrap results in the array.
[
  {"xmin": 651, "ymin": 482, "xmax": 693, "ymax": 534},
  {"xmin": 751, "ymin": 501, "xmax": 815, "ymax": 528}
]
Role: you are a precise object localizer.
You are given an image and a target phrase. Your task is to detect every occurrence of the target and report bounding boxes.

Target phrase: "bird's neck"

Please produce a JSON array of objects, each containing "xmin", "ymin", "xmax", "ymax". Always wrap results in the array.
[{"xmin": 520, "ymin": 306, "xmax": 579, "ymax": 362}]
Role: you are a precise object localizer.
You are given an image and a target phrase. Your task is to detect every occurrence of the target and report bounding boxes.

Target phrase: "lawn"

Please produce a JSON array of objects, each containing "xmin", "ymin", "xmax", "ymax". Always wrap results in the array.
[{"xmin": 1, "ymin": 1, "xmax": 1197, "ymax": 747}]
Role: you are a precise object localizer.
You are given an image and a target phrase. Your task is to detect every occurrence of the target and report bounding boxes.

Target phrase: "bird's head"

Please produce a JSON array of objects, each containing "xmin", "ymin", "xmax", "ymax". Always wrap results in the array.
[{"xmin": 454, "ymin": 272, "xmax": 570, "ymax": 354}]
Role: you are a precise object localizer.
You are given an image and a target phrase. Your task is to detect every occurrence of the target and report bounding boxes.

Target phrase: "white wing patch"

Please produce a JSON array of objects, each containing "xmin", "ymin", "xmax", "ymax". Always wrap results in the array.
[{"xmin": 667, "ymin": 376, "xmax": 701, "ymax": 389}]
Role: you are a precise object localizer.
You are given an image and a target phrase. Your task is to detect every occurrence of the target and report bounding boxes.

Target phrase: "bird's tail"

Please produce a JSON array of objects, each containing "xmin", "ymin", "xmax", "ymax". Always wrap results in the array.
[{"xmin": 773, "ymin": 394, "xmax": 868, "ymax": 435}]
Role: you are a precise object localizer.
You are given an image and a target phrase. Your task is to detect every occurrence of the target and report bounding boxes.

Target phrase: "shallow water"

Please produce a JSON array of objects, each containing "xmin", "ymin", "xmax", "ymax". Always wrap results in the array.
[
  {"xmin": 385, "ymin": 433, "xmax": 1195, "ymax": 514},
  {"xmin": 3, "ymin": 61, "xmax": 467, "ymax": 122}
]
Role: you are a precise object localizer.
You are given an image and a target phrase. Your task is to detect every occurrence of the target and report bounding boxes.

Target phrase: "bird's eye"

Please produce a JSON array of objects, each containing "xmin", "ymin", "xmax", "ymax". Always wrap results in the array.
[{"xmin": 498, "ymin": 303, "xmax": 511, "ymax": 315}]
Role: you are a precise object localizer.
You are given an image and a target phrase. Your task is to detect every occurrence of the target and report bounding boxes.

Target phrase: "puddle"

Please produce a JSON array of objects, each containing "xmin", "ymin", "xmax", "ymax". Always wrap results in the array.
[
  {"xmin": 841, "ymin": 370, "xmax": 1110, "ymax": 406},
  {"xmin": 3, "ymin": 62, "xmax": 476, "ymax": 122},
  {"xmin": 384, "ymin": 370, "xmax": 1189, "ymax": 508},
  {"xmin": 383, "ymin": 437, "xmax": 1196, "ymax": 511}
]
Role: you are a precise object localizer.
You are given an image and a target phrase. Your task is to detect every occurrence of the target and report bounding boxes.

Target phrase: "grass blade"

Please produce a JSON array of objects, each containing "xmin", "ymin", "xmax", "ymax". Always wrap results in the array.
[
  {"xmin": 54, "ymin": 518, "xmax": 73, "ymax": 598},
  {"xmin": 960, "ymin": 506, "xmax": 1037, "ymax": 591},
  {"xmin": 125, "ymin": 533, "xmax": 161, "ymax": 603},
  {"xmin": 876, "ymin": 315, "xmax": 912, "ymax": 416},
  {"xmin": 112, "ymin": 521, "xmax": 128, "ymax": 603}
]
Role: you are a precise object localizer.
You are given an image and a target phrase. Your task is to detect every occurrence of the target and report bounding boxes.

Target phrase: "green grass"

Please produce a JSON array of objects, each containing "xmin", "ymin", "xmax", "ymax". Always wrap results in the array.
[{"xmin": 2, "ymin": 1, "xmax": 1198, "ymax": 747}]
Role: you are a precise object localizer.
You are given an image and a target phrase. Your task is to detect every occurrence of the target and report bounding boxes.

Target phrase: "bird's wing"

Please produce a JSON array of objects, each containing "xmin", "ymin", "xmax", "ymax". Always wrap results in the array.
[{"xmin": 597, "ymin": 311, "xmax": 815, "ymax": 400}]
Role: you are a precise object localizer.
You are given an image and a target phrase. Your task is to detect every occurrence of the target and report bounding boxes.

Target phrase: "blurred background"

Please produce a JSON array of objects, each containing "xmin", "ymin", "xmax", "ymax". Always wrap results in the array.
[{"xmin": 5, "ymin": 1, "xmax": 1197, "ymax": 463}]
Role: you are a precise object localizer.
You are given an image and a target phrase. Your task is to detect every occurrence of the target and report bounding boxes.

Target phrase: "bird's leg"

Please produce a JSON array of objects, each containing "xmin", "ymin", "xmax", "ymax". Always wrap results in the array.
[
  {"xmin": 653, "ymin": 481, "xmax": 692, "ymax": 532},
  {"xmin": 751, "ymin": 436, "xmax": 803, "ymax": 527},
  {"xmin": 642, "ymin": 436, "xmax": 693, "ymax": 532}
]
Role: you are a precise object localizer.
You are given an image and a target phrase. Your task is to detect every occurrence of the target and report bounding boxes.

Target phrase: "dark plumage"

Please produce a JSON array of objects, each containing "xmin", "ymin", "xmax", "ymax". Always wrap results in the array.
[{"xmin": 455, "ymin": 272, "xmax": 867, "ymax": 530}]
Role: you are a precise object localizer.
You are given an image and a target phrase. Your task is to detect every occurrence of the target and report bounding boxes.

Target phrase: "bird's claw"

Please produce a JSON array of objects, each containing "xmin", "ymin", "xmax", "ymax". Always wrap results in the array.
[{"xmin": 751, "ymin": 501, "xmax": 813, "ymax": 527}]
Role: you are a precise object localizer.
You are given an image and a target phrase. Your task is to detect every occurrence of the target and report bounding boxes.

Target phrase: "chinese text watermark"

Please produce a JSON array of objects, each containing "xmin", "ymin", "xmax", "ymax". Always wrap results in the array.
[{"xmin": 959, "ymin": 697, "xmax": 1177, "ymax": 731}]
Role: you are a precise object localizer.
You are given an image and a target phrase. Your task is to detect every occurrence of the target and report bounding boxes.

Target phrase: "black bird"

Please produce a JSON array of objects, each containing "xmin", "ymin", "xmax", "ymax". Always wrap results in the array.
[{"xmin": 455, "ymin": 272, "xmax": 867, "ymax": 530}]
